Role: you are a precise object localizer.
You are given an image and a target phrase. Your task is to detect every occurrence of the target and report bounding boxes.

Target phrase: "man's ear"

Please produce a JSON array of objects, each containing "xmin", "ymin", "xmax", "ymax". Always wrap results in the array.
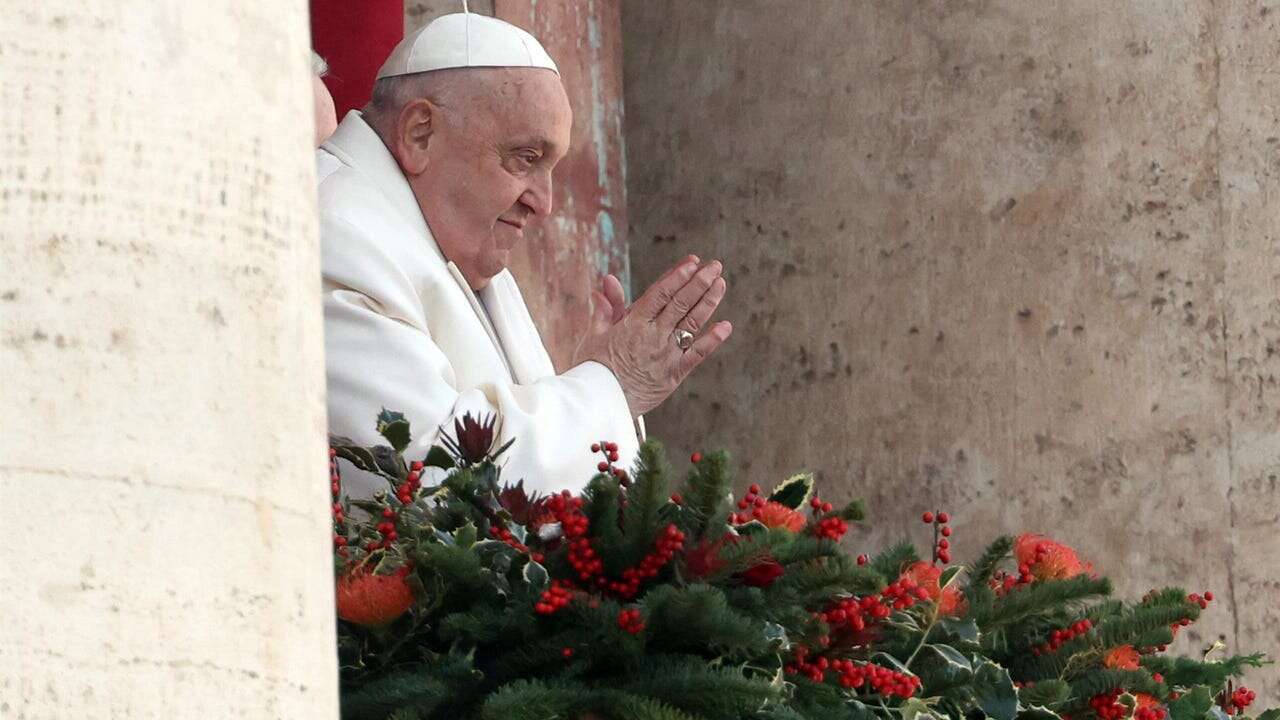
[{"xmin": 392, "ymin": 98, "xmax": 436, "ymax": 176}]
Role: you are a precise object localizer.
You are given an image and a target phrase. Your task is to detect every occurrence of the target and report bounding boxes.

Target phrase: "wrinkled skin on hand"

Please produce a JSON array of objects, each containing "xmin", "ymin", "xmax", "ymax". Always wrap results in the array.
[{"xmin": 574, "ymin": 255, "xmax": 732, "ymax": 417}]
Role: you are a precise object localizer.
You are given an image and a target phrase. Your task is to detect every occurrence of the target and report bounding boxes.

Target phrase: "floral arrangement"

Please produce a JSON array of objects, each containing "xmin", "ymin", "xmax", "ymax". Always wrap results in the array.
[{"xmin": 328, "ymin": 411, "xmax": 1272, "ymax": 720}]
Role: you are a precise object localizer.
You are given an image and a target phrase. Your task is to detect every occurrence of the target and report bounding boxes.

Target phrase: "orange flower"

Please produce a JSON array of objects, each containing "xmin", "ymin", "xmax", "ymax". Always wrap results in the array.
[
  {"xmin": 1014, "ymin": 534, "xmax": 1093, "ymax": 581},
  {"xmin": 336, "ymin": 567, "xmax": 415, "ymax": 627},
  {"xmin": 1135, "ymin": 693, "xmax": 1162, "ymax": 710},
  {"xmin": 900, "ymin": 561, "xmax": 967, "ymax": 617},
  {"xmin": 1103, "ymin": 645, "xmax": 1141, "ymax": 671},
  {"xmin": 756, "ymin": 501, "xmax": 807, "ymax": 532}
]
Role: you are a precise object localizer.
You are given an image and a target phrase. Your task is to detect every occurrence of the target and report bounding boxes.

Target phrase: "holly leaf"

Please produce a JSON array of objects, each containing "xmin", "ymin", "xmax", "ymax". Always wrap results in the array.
[
  {"xmin": 1018, "ymin": 680, "xmax": 1070, "ymax": 708},
  {"xmin": 376, "ymin": 408, "xmax": 413, "ymax": 454},
  {"xmin": 423, "ymin": 445, "xmax": 455, "ymax": 470},
  {"xmin": 768, "ymin": 472, "xmax": 814, "ymax": 510},
  {"xmin": 1017, "ymin": 707, "xmax": 1062, "ymax": 720},
  {"xmin": 941, "ymin": 566, "xmax": 963, "ymax": 589},
  {"xmin": 971, "ymin": 661, "xmax": 1018, "ymax": 720},
  {"xmin": 522, "ymin": 561, "xmax": 549, "ymax": 593},
  {"xmin": 900, "ymin": 698, "xmax": 944, "ymax": 720},
  {"xmin": 914, "ymin": 643, "xmax": 973, "ymax": 690},
  {"xmin": 1168, "ymin": 687, "xmax": 1214, "ymax": 720},
  {"xmin": 762, "ymin": 622, "xmax": 790, "ymax": 651},
  {"xmin": 330, "ymin": 437, "xmax": 384, "ymax": 476},
  {"xmin": 937, "ymin": 618, "xmax": 980, "ymax": 649}
]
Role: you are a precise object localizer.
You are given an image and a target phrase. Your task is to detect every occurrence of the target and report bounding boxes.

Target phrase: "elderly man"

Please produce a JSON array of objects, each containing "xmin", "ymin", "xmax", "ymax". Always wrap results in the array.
[{"xmin": 318, "ymin": 13, "xmax": 729, "ymax": 498}]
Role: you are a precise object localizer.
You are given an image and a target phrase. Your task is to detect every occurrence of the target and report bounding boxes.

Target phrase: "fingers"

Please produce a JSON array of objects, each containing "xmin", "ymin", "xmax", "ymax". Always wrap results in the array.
[
  {"xmin": 602, "ymin": 274, "xmax": 627, "ymax": 323},
  {"xmin": 677, "ymin": 321, "xmax": 733, "ymax": 378},
  {"xmin": 634, "ymin": 255, "xmax": 700, "ymax": 321},
  {"xmin": 655, "ymin": 260, "xmax": 722, "ymax": 332},
  {"xmin": 673, "ymin": 276, "xmax": 726, "ymax": 335}
]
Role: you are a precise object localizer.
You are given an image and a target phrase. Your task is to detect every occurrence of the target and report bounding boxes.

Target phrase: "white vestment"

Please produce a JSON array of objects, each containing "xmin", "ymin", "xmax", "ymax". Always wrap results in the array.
[{"xmin": 317, "ymin": 111, "xmax": 639, "ymax": 499}]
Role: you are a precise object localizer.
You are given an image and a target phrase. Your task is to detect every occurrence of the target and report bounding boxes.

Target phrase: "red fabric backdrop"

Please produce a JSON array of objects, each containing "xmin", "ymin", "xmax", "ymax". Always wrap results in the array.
[{"xmin": 309, "ymin": 0, "xmax": 404, "ymax": 119}]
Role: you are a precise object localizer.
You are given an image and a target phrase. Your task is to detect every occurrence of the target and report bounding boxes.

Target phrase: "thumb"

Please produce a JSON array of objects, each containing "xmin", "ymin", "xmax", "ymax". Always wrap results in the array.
[{"xmin": 588, "ymin": 290, "xmax": 613, "ymax": 335}]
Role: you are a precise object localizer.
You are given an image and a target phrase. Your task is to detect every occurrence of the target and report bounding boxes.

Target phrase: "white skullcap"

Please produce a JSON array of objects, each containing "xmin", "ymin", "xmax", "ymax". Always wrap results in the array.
[{"xmin": 376, "ymin": 12, "xmax": 558, "ymax": 80}]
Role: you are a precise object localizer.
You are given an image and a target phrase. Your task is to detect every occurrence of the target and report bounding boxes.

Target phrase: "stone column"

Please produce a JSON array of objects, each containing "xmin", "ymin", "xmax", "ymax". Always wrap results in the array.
[
  {"xmin": 0, "ymin": 2, "xmax": 337, "ymax": 717},
  {"xmin": 623, "ymin": 0, "xmax": 1280, "ymax": 695}
]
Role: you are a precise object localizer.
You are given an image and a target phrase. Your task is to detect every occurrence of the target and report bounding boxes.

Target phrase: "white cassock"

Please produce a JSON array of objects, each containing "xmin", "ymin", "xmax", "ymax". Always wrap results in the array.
[{"xmin": 317, "ymin": 111, "xmax": 639, "ymax": 499}]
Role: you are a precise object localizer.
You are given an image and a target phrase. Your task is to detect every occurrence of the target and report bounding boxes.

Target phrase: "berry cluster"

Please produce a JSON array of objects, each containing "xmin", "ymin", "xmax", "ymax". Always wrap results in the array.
[
  {"xmin": 882, "ymin": 576, "xmax": 931, "ymax": 610},
  {"xmin": 534, "ymin": 580, "xmax": 573, "ymax": 615},
  {"xmin": 730, "ymin": 483, "xmax": 767, "ymax": 525},
  {"xmin": 784, "ymin": 647, "xmax": 918, "ymax": 697},
  {"xmin": 1090, "ymin": 691, "xmax": 1165, "ymax": 720},
  {"xmin": 832, "ymin": 660, "xmax": 921, "ymax": 697},
  {"xmin": 395, "ymin": 460, "xmax": 425, "ymax": 504},
  {"xmin": 810, "ymin": 496, "xmax": 848, "ymax": 540},
  {"xmin": 617, "ymin": 608, "xmax": 645, "ymax": 634},
  {"xmin": 591, "ymin": 440, "xmax": 628, "ymax": 484},
  {"xmin": 602, "ymin": 524, "xmax": 686, "ymax": 599},
  {"xmin": 330, "ymin": 448, "xmax": 348, "ymax": 552},
  {"xmin": 821, "ymin": 594, "xmax": 893, "ymax": 634},
  {"xmin": 1031, "ymin": 619, "xmax": 1093, "ymax": 655},
  {"xmin": 1227, "ymin": 686, "xmax": 1256, "ymax": 715},
  {"xmin": 488, "ymin": 525, "xmax": 545, "ymax": 563},
  {"xmin": 922, "ymin": 511, "xmax": 952, "ymax": 564},
  {"xmin": 994, "ymin": 539, "xmax": 1052, "ymax": 594},
  {"xmin": 547, "ymin": 492, "xmax": 601, "ymax": 583}
]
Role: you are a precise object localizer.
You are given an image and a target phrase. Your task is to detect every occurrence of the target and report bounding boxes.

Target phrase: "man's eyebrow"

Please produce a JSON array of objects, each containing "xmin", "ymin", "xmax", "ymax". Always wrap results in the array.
[{"xmin": 506, "ymin": 135, "xmax": 559, "ymax": 153}]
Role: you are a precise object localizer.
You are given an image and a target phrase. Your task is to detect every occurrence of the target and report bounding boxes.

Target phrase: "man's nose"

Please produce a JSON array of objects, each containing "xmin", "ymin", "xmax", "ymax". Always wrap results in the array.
[{"xmin": 520, "ymin": 169, "xmax": 554, "ymax": 217}]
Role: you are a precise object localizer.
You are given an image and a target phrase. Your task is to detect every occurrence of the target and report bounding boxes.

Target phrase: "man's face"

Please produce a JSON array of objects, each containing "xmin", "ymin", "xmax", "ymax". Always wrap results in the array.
[{"xmin": 410, "ymin": 69, "xmax": 572, "ymax": 289}]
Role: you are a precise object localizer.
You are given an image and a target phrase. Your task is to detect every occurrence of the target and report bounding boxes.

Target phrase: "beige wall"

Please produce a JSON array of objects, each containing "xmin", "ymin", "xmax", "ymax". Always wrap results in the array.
[
  {"xmin": 623, "ymin": 0, "xmax": 1280, "ymax": 695},
  {"xmin": 0, "ymin": 2, "xmax": 337, "ymax": 717}
]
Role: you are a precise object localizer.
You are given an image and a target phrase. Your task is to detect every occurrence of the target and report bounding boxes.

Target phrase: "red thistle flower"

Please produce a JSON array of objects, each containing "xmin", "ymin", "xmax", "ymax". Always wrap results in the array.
[
  {"xmin": 335, "ymin": 566, "xmax": 415, "ymax": 628},
  {"xmin": 442, "ymin": 412, "xmax": 497, "ymax": 465},
  {"xmin": 497, "ymin": 480, "xmax": 549, "ymax": 528},
  {"xmin": 756, "ymin": 501, "xmax": 806, "ymax": 532},
  {"xmin": 741, "ymin": 559, "xmax": 785, "ymax": 588},
  {"xmin": 1014, "ymin": 534, "xmax": 1092, "ymax": 581},
  {"xmin": 683, "ymin": 536, "xmax": 729, "ymax": 579},
  {"xmin": 900, "ymin": 561, "xmax": 966, "ymax": 617}
]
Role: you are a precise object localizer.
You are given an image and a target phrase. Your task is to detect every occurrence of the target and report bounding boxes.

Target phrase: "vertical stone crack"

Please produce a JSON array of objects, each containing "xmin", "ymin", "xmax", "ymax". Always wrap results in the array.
[{"xmin": 1208, "ymin": 1, "xmax": 1242, "ymax": 652}]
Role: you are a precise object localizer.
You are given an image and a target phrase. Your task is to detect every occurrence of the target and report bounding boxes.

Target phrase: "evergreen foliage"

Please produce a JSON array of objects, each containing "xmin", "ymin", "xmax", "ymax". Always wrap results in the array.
[{"xmin": 330, "ymin": 415, "xmax": 1272, "ymax": 720}]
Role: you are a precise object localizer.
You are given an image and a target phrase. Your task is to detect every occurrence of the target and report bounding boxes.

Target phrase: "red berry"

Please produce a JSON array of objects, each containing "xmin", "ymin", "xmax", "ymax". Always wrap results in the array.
[
  {"xmin": 690, "ymin": 452, "xmax": 703, "ymax": 463},
  {"xmin": 562, "ymin": 647, "xmax": 574, "ymax": 658},
  {"xmin": 597, "ymin": 461, "xmax": 609, "ymax": 472},
  {"xmin": 591, "ymin": 443, "xmax": 601, "ymax": 452},
  {"xmin": 1204, "ymin": 591, "xmax": 1215, "ymax": 601},
  {"xmin": 941, "ymin": 526, "xmax": 952, "ymax": 537},
  {"xmin": 749, "ymin": 483, "xmax": 761, "ymax": 494},
  {"xmin": 670, "ymin": 493, "xmax": 683, "ymax": 504},
  {"xmin": 608, "ymin": 451, "xmax": 619, "ymax": 462},
  {"xmin": 606, "ymin": 442, "xmax": 619, "ymax": 453},
  {"xmin": 922, "ymin": 512, "xmax": 935, "ymax": 524},
  {"xmin": 937, "ymin": 512, "xmax": 950, "ymax": 524},
  {"xmin": 857, "ymin": 554, "xmax": 868, "ymax": 565}
]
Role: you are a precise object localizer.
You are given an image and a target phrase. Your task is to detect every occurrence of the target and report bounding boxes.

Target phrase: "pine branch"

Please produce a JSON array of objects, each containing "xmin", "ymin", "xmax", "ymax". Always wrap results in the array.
[
  {"xmin": 680, "ymin": 450, "xmax": 733, "ymax": 541},
  {"xmin": 624, "ymin": 441, "xmax": 673, "ymax": 567},
  {"xmin": 869, "ymin": 542, "xmax": 919, "ymax": 581}
]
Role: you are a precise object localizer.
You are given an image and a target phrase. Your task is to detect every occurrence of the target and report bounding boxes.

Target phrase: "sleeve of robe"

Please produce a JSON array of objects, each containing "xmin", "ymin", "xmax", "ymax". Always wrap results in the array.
[{"xmin": 320, "ymin": 211, "xmax": 640, "ymax": 500}]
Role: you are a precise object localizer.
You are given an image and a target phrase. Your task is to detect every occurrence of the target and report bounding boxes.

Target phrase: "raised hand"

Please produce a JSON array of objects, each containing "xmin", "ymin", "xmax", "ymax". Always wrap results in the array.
[{"xmin": 574, "ymin": 255, "xmax": 732, "ymax": 417}]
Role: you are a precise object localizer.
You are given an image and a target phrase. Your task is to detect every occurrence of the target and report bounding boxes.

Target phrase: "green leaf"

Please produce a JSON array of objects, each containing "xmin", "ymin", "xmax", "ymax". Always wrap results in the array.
[
  {"xmin": 836, "ymin": 498, "xmax": 866, "ymax": 522},
  {"xmin": 376, "ymin": 408, "xmax": 413, "ymax": 453},
  {"xmin": 522, "ymin": 560, "xmax": 548, "ymax": 592},
  {"xmin": 1017, "ymin": 707, "xmax": 1062, "ymax": 720},
  {"xmin": 1257, "ymin": 711, "xmax": 1280, "ymax": 720},
  {"xmin": 763, "ymin": 621, "xmax": 790, "ymax": 651},
  {"xmin": 915, "ymin": 644, "xmax": 973, "ymax": 690},
  {"xmin": 423, "ymin": 445, "xmax": 455, "ymax": 470},
  {"xmin": 938, "ymin": 617, "xmax": 980, "ymax": 645},
  {"xmin": 455, "ymin": 522, "xmax": 477, "ymax": 548},
  {"xmin": 1018, "ymin": 680, "xmax": 1070, "ymax": 708},
  {"xmin": 768, "ymin": 472, "xmax": 814, "ymax": 510},
  {"xmin": 972, "ymin": 661, "xmax": 1018, "ymax": 720},
  {"xmin": 1168, "ymin": 686, "xmax": 1214, "ymax": 720},
  {"xmin": 940, "ymin": 565, "xmax": 963, "ymax": 589},
  {"xmin": 900, "ymin": 698, "xmax": 944, "ymax": 720}
]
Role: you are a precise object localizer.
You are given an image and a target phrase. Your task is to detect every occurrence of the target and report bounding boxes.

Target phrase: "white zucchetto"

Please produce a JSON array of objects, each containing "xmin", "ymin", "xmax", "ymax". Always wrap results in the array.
[{"xmin": 376, "ymin": 12, "xmax": 559, "ymax": 80}]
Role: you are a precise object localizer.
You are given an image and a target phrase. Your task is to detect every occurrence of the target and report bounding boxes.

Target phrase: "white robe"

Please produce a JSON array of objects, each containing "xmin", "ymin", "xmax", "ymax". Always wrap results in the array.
[{"xmin": 317, "ymin": 111, "xmax": 639, "ymax": 499}]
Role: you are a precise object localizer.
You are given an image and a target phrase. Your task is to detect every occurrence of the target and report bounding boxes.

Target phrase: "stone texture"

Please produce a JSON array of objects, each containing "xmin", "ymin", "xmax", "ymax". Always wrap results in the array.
[
  {"xmin": 0, "ymin": 2, "xmax": 337, "ymax": 717},
  {"xmin": 623, "ymin": 0, "xmax": 1280, "ymax": 694}
]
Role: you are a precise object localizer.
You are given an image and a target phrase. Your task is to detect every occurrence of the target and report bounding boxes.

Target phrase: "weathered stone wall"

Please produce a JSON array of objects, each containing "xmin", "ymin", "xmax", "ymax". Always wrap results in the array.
[
  {"xmin": 623, "ymin": 0, "xmax": 1280, "ymax": 694},
  {"xmin": 0, "ymin": 2, "xmax": 337, "ymax": 717}
]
